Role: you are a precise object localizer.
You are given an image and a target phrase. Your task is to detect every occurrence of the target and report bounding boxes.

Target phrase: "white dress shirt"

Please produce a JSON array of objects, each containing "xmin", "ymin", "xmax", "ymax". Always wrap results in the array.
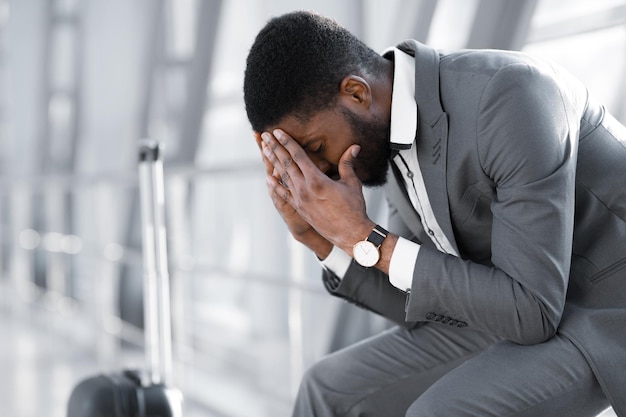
[{"xmin": 321, "ymin": 47, "xmax": 457, "ymax": 292}]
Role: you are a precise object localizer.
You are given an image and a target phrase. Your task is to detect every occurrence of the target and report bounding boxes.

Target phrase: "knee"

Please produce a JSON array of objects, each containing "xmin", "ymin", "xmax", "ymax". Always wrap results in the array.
[
  {"xmin": 404, "ymin": 390, "xmax": 453, "ymax": 417},
  {"xmin": 293, "ymin": 356, "xmax": 345, "ymax": 416},
  {"xmin": 299, "ymin": 356, "xmax": 335, "ymax": 394}
]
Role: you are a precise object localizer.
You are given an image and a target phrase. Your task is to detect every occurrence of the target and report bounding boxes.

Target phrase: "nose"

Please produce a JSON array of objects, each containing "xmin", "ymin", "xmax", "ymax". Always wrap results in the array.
[{"xmin": 311, "ymin": 157, "xmax": 336, "ymax": 179}]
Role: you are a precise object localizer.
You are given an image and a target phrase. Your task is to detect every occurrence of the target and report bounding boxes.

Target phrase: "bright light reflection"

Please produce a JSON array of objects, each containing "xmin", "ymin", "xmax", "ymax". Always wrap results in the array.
[
  {"xmin": 104, "ymin": 243, "xmax": 124, "ymax": 261},
  {"xmin": 19, "ymin": 229, "xmax": 41, "ymax": 250},
  {"xmin": 42, "ymin": 232, "xmax": 64, "ymax": 252},
  {"xmin": 61, "ymin": 234, "xmax": 83, "ymax": 254}
]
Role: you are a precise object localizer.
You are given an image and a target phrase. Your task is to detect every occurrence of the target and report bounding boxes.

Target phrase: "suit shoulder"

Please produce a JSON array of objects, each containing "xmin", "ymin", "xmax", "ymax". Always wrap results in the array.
[{"xmin": 440, "ymin": 49, "xmax": 550, "ymax": 79}]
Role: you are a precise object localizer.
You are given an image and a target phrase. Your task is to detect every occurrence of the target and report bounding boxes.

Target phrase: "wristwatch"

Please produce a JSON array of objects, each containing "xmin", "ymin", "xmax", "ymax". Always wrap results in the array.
[{"xmin": 353, "ymin": 225, "xmax": 388, "ymax": 267}]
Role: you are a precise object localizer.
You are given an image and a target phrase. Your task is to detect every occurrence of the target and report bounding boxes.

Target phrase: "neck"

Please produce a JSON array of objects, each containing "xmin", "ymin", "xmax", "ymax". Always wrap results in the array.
[{"xmin": 371, "ymin": 58, "xmax": 394, "ymax": 131}]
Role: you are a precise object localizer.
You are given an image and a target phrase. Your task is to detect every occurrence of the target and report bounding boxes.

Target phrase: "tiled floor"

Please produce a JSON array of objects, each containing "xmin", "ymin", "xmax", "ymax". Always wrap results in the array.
[
  {"xmin": 0, "ymin": 304, "xmax": 223, "ymax": 417},
  {"xmin": 0, "ymin": 303, "xmax": 618, "ymax": 417},
  {"xmin": 1, "ymin": 310, "xmax": 92, "ymax": 417}
]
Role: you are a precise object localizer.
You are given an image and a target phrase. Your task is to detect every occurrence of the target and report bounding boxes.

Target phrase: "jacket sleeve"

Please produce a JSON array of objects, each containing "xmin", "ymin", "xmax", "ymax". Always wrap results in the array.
[
  {"xmin": 321, "ymin": 192, "xmax": 421, "ymax": 328},
  {"xmin": 321, "ymin": 266, "xmax": 416, "ymax": 327},
  {"xmin": 407, "ymin": 63, "xmax": 577, "ymax": 345}
]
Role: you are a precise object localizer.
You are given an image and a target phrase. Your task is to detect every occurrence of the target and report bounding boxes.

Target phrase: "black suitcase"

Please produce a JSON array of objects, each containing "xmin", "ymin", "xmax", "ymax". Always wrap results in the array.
[{"xmin": 67, "ymin": 140, "xmax": 183, "ymax": 417}]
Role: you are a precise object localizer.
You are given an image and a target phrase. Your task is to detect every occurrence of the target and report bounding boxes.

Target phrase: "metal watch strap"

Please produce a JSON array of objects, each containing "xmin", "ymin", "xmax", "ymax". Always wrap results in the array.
[{"xmin": 367, "ymin": 225, "xmax": 388, "ymax": 247}]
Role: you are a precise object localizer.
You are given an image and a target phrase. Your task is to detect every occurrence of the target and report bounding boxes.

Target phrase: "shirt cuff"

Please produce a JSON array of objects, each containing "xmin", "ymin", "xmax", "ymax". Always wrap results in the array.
[
  {"xmin": 389, "ymin": 237, "xmax": 420, "ymax": 292},
  {"xmin": 319, "ymin": 245, "xmax": 352, "ymax": 279}
]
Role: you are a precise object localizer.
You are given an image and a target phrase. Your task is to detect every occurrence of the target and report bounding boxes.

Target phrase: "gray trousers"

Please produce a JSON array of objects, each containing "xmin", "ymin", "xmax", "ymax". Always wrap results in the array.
[{"xmin": 292, "ymin": 323, "xmax": 610, "ymax": 417}]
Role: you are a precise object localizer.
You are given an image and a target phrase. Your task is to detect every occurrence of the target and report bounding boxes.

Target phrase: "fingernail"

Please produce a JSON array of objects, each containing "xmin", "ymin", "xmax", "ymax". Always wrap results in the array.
[
  {"xmin": 351, "ymin": 145, "xmax": 361, "ymax": 158},
  {"xmin": 273, "ymin": 129, "xmax": 283, "ymax": 139},
  {"xmin": 261, "ymin": 132, "xmax": 272, "ymax": 143}
]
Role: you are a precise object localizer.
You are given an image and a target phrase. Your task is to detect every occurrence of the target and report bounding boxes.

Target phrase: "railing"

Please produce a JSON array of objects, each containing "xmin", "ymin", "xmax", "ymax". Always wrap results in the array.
[{"xmin": 0, "ymin": 162, "xmax": 366, "ymax": 417}]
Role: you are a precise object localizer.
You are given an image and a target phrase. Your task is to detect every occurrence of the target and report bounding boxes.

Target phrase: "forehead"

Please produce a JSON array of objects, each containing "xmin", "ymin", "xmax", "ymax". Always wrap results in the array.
[{"xmin": 274, "ymin": 109, "xmax": 347, "ymax": 144}]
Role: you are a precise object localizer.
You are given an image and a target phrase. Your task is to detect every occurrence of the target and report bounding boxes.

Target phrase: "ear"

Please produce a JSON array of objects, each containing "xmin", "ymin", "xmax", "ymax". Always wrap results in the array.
[{"xmin": 339, "ymin": 75, "xmax": 372, "ymax": 110}]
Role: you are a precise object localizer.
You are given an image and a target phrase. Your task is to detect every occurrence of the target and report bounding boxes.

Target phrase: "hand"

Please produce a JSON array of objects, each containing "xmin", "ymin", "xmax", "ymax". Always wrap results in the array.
[
  {"xmin": 255, "ymin": 132, "xmax": 333, "ymax": 259},
  {"xmin": 259, "ymin": 129, "xmax": 375, "ymax": 255}
]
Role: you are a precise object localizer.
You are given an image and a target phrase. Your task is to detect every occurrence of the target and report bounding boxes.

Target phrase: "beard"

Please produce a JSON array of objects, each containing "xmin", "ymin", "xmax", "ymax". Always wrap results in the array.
[{"xmin": 340, "ymin": 107, "xmax": 391, "ymax": 187}]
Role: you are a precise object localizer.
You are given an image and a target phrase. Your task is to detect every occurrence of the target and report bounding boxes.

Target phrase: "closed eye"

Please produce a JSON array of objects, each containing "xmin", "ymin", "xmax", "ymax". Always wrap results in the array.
[{"xmin": 310, "ymin": 143, "xmax": 323, "ymax": 154}]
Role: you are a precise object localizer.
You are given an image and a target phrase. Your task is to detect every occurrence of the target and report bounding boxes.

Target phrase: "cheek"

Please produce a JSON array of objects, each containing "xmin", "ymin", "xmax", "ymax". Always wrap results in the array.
[
  {"xmin": 331, "ymin": 141, "xmax": 355, "ymax": 161},
  {"xmin": 319, "ymin": 147, "xmax": 342, "ymax": 166}
]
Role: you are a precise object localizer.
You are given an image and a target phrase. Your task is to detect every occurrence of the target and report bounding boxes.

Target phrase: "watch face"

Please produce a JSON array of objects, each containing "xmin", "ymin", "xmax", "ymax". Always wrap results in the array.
[{"xmin": 353, "ymin": 240, "xmax": 380, "ymax": 267}]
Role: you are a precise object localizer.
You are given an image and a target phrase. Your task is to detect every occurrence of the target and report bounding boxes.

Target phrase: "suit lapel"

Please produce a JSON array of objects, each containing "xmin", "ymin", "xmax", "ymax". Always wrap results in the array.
[
  {"xmin": 416, "ymin": 114, "xmax": 460, "ymax": 255},
  {"xmin": 397, "ymin": 40, "xmax": 460, "ymax": 256},
  {"xmin": 385, "ymin": 164, "xmax": 431, "ymax": 246}
]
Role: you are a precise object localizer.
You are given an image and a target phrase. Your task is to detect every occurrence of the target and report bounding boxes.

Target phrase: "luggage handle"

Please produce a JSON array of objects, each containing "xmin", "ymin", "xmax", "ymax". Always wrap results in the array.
[{"xmin": 138, "ymin": 139, "xmax": 173, "ymax": 387}]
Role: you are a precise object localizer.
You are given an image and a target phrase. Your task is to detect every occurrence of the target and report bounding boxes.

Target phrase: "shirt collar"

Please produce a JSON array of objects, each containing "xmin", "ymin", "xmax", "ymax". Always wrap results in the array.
[{"xmin": 383, "ymin": 46, "xmax": 417, "ymax": 151}]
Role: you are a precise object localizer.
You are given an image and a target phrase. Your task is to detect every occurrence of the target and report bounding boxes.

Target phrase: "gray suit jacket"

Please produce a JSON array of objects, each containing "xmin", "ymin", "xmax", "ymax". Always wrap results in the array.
[{"xmin": 323, "ymin": 40, "xmax": 626, "ymax": 414}]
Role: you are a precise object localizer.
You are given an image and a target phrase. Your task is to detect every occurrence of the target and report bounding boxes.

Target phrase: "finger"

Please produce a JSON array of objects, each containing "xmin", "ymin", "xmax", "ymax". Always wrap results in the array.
[
  {"xmin": 261, "ymin": 142, "xmax": 280, "ymax": 176},
  {"xmin": 274, "ymin": 129, "xmax": 322, "ymax": 177},
  {"xmin": 266, "ymin": 172, "xmax": 292, "ymax": 203},
  {"xmin": 261, "ymin": 131, "xmax": 294, "ymax": 176},
  {"xmin": 259, "ymin": 133, "xmax": 285, "ymax": 180},
  {"xmin": 261, "ymin": 131, "xmax": 303, "ymax": 194},
  {"xmin": 261, "ymin": 142, "xmax": 273, "ymax": 175},
  {"xmin": 264, "ymin": 158, "xmax": 291, "ymax": 196},
  {"xmin": 261, "ymin": 133, "xmax": 286, "ymax": 176},
  {"xmin": 271, "ymin": 166, "xmax": 290, "ymax": 189},
  {"xmin": 338, "ymin": 144, "xmax": 362, "ymax": 186},
  {"xmin": 264, "ymin": 130, "xmax": 317, "ymax": 178},
  {"xmin": 258, "ymin": 131, "xmax": 282, "ymax": 177}
]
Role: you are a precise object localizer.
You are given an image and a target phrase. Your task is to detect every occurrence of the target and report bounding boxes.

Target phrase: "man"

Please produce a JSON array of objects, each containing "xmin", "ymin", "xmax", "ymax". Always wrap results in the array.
[{"xmin": 243, "ymin": 10, "xmax": 626, "ymax": 417}]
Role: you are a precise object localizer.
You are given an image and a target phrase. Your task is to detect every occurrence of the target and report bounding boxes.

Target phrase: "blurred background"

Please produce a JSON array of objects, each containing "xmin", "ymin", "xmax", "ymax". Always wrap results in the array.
[{"xmin": 0, "ymin": 0, "xmax": 624, "ymax": 416}]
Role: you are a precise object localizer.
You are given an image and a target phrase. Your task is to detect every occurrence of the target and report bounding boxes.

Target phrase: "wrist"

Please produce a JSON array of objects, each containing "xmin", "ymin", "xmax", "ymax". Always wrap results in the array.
[
  {"xmin": 352, "ymin": 224, "xmax": 389, "ymax": 268},
  {"xmin": 297, "ymin": 229, "xmax": 333, "ymax": 259},
  {"xmin": 341, "ymin": 220, "xmax": 376, "ymax": 256}
]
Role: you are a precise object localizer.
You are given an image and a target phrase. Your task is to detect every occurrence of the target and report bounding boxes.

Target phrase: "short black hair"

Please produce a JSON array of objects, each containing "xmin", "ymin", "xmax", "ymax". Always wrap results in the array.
[{"xmin": 243, "ymin": 10, "xmax": 386, "ymax": 132}]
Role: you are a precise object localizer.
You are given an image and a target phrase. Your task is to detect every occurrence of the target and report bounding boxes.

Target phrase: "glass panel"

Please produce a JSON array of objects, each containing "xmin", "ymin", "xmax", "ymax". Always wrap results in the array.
[
  {"xmin": 428, "ymin": 0, "xmax": 480, "ymax": 49},
  {"xmin": 533, "ymin": 0, "xmax": 625, "ymax": 26},
  {"xmin": 50, "ymin": 25, "xmax": 76, "ymax": 89},
  {"xmin": 523, "ymin": 26, "xmax": 626, "ymax": 119},
  {"xmin": 166, "ymin": 0, "xmax": 197, "ymax": 60}
]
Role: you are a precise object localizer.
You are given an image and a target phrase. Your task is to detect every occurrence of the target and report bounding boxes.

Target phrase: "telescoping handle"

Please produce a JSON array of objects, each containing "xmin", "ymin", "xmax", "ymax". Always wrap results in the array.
[{"xmin": 138, "ymin": 139, "xmax": 173, "ymax": 387}]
